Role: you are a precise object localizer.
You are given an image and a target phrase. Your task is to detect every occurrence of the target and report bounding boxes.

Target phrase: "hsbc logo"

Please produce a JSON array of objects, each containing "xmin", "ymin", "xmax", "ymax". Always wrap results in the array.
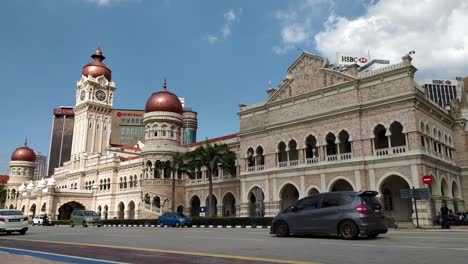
[
  {"xmin": 116, "ymin": 112, "xmax": 122, "ymax": 117},
  {"xmin": 340, "ymin": 56, "xmax": 368, "ymax": 64},
  {"xmin": 432, "ymin": 80, "xmax": 453, "ymax": 85},
  {"xmin": 446, "ymin": 80, "xmax": 452, "ymax": 85}
]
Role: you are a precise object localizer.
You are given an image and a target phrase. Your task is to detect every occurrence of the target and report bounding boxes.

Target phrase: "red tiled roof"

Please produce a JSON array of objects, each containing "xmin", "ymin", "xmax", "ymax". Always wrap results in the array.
[
  {"xmin": 110, "ymin": 144, "xmax": 141, "ymax": 151},
  {"xmin": 185, "ymin": 133, "xmax": 238, "ymax": 148},
  {"xmin": 0, "ymin": 175, "xmax": 9, "ymax": 185},
  {"xmin": 119, "ymin": 156, "xmax": 140, "ymax": 162}
]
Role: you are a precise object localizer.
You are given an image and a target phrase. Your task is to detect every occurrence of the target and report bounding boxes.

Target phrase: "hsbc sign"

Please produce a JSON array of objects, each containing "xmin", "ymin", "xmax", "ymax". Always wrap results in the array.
[{"xmin": 336, "ymin": 52, "xmax": 370, "ymax": 66}]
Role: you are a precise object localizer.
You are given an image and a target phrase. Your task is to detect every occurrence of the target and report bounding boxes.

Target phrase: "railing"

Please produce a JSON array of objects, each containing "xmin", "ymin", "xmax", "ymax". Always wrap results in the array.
[
  {"xmin": 279, "ymin": 161, "xmax": 288, "ymax": 168},
  {"xmin": 257, "ymin": 165, "xmax": 265, "ymax": 171},
  {"xmin": 306, "ymin": 157, "xmax": 319, "ymax": 164},
  {"xmin": 340, "ymin": 153, "xmax": 352, "ymax": 160},
  {"xmin": 375, "ymin": 146, "xmax": 407, "ymax": 156},
  {"xmin": 141, "ymin": 179, "xmax": 184, "ymax": 186},
  {"xmin": 326, "ymin": 155, "xmax": 338, "ymax": 162},
  {"xmin": 289, "ymin": 160, "xmax": 299, "ymax": 166},
  {"xmin": 247, "ymin": 166, "xmax": 256, "ymax": 172}
]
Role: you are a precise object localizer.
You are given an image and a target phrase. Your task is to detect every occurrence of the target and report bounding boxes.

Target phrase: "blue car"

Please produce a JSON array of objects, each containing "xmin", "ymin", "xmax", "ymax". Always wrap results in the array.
[{"xmin": 157, "ymin": 212, "xmax": 192, "ymax": 227}]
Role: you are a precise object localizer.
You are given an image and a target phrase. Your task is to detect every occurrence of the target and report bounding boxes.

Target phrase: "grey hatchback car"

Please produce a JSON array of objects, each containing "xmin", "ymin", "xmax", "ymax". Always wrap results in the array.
[{"xmin": 270, "ymin": 191, "xmax": 388, "ymax": 239}]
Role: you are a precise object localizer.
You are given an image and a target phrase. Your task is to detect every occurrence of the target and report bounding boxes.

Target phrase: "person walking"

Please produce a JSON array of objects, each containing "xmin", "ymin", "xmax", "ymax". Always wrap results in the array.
[{"xmin": 440, "ymin": 205, "xmax": 449, "ymax": 229}]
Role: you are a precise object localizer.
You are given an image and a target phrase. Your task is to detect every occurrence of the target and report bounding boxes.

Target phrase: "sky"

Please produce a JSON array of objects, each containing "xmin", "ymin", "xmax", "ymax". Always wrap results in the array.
[{"xmin": 1, "ymin": 0, "xmax": 467, "ymax": 174}]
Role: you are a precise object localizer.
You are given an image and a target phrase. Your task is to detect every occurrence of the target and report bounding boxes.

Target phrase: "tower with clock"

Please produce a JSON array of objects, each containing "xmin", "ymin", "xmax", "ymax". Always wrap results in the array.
[{"xmin": 70, "ymin": 48, "xmax": 116, "ymax": 159}]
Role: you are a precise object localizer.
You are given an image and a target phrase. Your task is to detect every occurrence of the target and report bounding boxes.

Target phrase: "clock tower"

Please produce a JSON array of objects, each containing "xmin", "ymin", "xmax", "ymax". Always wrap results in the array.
[{"xmin": 70, "ymin": 48, "xmax": 116, "ymax": 159}]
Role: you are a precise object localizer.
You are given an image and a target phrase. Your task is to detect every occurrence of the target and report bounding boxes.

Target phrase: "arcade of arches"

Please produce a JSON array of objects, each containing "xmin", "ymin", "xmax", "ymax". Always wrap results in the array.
[{"xmin": 58, "ymin": 201, "xmax": 85, "ymax": 220}]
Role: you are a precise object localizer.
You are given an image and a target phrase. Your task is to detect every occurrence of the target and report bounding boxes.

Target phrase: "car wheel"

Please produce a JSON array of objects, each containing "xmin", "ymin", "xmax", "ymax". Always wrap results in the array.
[
  {"xmin": 70, "ymin": 221, "xmax": 74, "ymax": 227},
  {"xmin": 97, "ymin": 225, "xmax": 102, "ymax": 227},
  {"xmin": 174, "ymin": 222, "xmax": 180, "ymax": 228},
  {"xmin": 367, "ymin": 232, "xmax": 379, "ymax": 239},
  {"xmin": 82, "ymin": 221, "xmax": 88, "ymax": 228},
  {"xmin": 159, "ymin": 222, "xmax": 164, "ymax": 227},
  {"xmin": 19, "ymin": 230, "xmax": 27, "ymax": 235},
  {"xmin": 339, "ymin": 220, "xmax": 359, "ymax": 240},
  {"xmin": 274, "ymin": 221, "xmax": 289, "ymax": 237}
]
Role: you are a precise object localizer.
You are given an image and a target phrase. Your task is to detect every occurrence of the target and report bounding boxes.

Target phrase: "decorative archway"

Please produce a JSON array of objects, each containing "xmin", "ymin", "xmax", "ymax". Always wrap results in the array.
[
  {"xmin": 222, "ymin": 192, "xmax": 236, "ymax": 217},
  {"xmin": 190, "ymin": 195, "xmax": 201, "ymax": 217},
  {"xmin": 280, "ymin": 183, "xmax": 299, "ymax": 210},
  {"xmin": 29, "ymin": 204, "xmax": 36, "ymax": 218},
  {"xmin": 247, "ymin": 186, "xmax": 265, "ymax": 217},
  {"xmin": 117, "ymin": 202, "xmax": 125, "ymax": 219},
  {"xmin": 58, "ymin": 201, "xmax": 85, "ymax": 220},
  {"xmin": 103, "ymin": 205, "xmax": 109, "ymax": 220},
  {"xmin": 379, "ymin": 175, "xmax": 412, "ymax": 222},
  {"xmin": 205, "ymin": 194, "xmax": 218, "ymax": 216},
  {"xmin": 307, "ymin": 187, "xmax": 320, "ymax": 196},
  {"xmin": 128, "ymin": 201, "xmax": 135, "ymax": 219},
  {"xmin": 329, "ymin": 178, "xmax": 354, "ymax": 192},
  {"xmin": 41, "ymin": 203, "xmax": 46, "ymax": 213}
]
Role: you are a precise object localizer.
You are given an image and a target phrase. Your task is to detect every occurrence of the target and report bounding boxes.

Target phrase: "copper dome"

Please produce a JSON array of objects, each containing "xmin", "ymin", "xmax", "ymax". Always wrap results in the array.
[
  {"xmin": 11, "ymin": 143, "xmax": 36, "ymax": 162},
  {"xmin": 82, "ymin": 48, "xmax": 112, "ymax": 81},
  {"xmin": 145, "ymin": 80, "xmax": 183, "ymax": 114}
]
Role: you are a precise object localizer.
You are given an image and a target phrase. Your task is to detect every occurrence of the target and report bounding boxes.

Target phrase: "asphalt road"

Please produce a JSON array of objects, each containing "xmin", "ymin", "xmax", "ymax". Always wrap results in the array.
[{"xmin": 1, "ymin": 226, "xmax": 468, "ymax": 264}]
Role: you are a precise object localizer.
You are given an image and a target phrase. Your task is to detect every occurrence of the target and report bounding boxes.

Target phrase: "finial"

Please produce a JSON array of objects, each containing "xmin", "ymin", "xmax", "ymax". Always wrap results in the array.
[
  {"xmin": 24, "ymin": 137, "xmax": 28, "ymax": 146},
  {"xmin": 269, "ymin": 80, "xmax": 272, "ymax": 90},
  {"xmin": 163, "ymin": 78, "xmax": 167, "ymax": 91}
]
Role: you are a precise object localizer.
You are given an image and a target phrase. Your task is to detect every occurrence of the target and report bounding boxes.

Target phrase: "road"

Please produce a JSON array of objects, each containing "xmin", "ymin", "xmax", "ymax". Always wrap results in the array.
[{"xmin": 1, "ymin": 226, "xmax": 468, "ymax": 264}]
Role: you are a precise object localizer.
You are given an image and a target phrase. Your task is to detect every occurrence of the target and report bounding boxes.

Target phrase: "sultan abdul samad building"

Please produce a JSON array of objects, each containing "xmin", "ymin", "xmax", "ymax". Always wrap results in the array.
[{"xmin": 3, "ymin": 48, "xmax": 468, "ymax": 227}]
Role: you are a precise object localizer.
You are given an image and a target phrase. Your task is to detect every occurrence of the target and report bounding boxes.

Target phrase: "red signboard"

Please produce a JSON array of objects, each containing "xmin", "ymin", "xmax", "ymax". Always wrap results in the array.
[
  {"xmin": 422, "ymin": 175, "xmax": 433, "ymax": 185},
  {"xmin": 53, "ymin": 108, "xmax": 74, "ymax": 116}
]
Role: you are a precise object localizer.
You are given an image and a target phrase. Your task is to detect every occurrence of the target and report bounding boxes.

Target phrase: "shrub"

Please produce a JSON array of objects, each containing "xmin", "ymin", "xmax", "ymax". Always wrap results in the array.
[{"xmin": 51, "ymin": 220, "xmax": 70, "ymax": 226}]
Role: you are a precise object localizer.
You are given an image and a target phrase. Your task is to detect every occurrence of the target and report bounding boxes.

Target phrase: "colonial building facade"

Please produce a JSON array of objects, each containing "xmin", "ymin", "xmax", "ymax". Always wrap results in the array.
[{"xmin": 3, "ymin": 49, "xmax": 468, "ymax": 227}]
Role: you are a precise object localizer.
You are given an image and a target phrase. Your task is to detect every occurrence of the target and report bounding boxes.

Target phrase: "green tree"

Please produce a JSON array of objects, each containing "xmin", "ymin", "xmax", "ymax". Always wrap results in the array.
[
  {"xmin": 166, "ymin": 152, "xmax": 191, "ymax": 212},
  {"xmin": 0, "ymin": 185, "xmax": 6, "ymax": 208},
  {"xmin": 186, "ymin": 142, "xmax": 236, "ymax": 217}
]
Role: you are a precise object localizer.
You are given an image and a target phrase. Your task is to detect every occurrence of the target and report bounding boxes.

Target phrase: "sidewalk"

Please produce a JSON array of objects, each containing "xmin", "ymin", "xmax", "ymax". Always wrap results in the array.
[{"xmin": 0, "ymin": 252, "xmax": 64, "ymax": 264}]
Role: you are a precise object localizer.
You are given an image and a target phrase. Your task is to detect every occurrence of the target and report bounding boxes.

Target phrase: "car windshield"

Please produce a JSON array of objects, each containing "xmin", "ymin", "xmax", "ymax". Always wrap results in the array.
[
  {"xmin": 84, "ymin": 211, "xmax": 98, "ymax": 216},
  {"xmin": 176, "ymin": 213, "xmax": 186, "ymax": 217},
  {"xmin": 0, "ymin": 210, "xmax": 23, "ymax": 216}
]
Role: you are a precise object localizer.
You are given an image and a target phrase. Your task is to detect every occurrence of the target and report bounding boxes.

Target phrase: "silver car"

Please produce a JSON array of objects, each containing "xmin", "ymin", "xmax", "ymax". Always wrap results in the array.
[
  {"xmin": 0, "ymin": 209, "xmax": 29, "ymax": 235},
  {"xmin": 270, "ymin": 191, "xmax": 388, "ymax": 239}
]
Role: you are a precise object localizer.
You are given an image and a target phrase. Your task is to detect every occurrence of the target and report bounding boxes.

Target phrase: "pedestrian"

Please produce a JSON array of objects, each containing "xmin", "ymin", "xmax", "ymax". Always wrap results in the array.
[
  {"xmin": 440, "ymin": 204, "xmax": 449, "ymax": 229},
  {"xmin": 255, "ymin": 207, "xmax": 261, "ymax": 218}
]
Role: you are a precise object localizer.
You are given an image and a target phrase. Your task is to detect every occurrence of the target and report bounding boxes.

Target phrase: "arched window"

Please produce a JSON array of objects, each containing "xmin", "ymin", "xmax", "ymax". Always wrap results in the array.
[
  {"xmin": 338, "ymin": 130, "xmax": 352, "ymax": 153},
  {"xmin": 325, "ymin": 133, "xmax": 337, "ymax": 155},
  {"xmin": 129, "ymin": 176, "xmax": 133, "ymax": 188},
  {"xmin": 119, "ymin": 177, "xmax": 123, "ymax": 189},
  {"xmin": 278, "ymin": 142, "xmax": 287, "ymax": 163},
  {"xmin": 389, "ymin": 122, "xmax": 406, "ymax": 147},
  {"xmin": 123, "ymin": 177, "xmax": 127, "ymax": 189},
  {"xmin": 107, "ymin": 178, "xmax": 111, "ymax": 190},
  {"xmin": 305, "ymin": 135, "xmax": 318, "ymax": 159},
  {"xmin": 374, "ymin": 125, "xmax": 388, "ymax": 149},
  {"xmin": 288, "ymin": 140, "xmax": 298, "ymax": 162},
  {"xmin": 100, "ymin": 179, "xmax": 103, "ymax": 190},
  {"xmin": 246, "ymin": 147, "xmax": 255, "ymax": 167},
  {"xmin": 161, "ymin": 125, "xmax": 167, "ymax": 137},
  {"xmin": 255, "ymin": 146, "xmax": 264, "ymax": 166}
]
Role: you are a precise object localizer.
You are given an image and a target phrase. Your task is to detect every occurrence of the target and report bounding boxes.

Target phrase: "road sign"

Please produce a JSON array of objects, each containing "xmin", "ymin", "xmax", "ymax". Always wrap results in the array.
[
  {"xmin": 400, "ymin": 188, "xmax": 430, "ymax": 200},
  {"xmin": 422, "ymin": 175, "xmax": 433, "ymax": 185},
  {"xmin": 199, "ymin": 207, "xmax": 206, "ymax": 217}
]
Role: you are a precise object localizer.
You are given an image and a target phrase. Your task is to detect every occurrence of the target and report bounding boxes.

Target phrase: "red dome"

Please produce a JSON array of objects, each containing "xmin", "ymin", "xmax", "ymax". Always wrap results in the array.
[
  {"xmin": 11, "ymin": 145, "xmax": 36, "ymax": 162},
  {"xmin": 145, "ymin": 80, "xmax": 183, "ymax": 114},
  {"xmin": 82, "ymin": 48, "xmax": 112, "ymax": 81}
]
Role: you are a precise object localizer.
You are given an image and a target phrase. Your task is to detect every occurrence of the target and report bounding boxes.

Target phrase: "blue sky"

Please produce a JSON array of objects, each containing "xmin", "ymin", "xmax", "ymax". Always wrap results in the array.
[{"xmin": 1, "ymin": 0, "xmax": 467, "ymax": 174}]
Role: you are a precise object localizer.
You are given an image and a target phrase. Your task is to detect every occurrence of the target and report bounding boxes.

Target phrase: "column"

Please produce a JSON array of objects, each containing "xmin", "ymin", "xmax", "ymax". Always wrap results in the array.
[
  {"xmin": 298, "ymin": 148, "xmax": 304, "ymax": 163},
  {"xmin": 91, "ymin": 117, "xmax": 97, "ymax": 153}
]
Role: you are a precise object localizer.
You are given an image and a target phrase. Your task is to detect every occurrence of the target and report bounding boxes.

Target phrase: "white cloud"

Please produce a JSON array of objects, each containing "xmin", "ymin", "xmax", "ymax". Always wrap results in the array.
[
  {"xmin": 314, "ymin": 0, "xmax": 468, "ymax": 78},
  {"xmin": 273, "ymin": 0, "xmax": 333, "ymax": 55},
  {"xmin": 206, "ymin": 9, "xmax": 242, "ymax": 44}
]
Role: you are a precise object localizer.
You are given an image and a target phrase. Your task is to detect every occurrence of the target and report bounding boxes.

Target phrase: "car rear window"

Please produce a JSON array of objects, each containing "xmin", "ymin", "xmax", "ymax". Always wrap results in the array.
[
  {"xmin": 321, "ymin": 194, "xmax": 355, "ymax": 208},
  {"xmin": 0, "ymin": 210, "xmax": 23, "ymax": 216},
  {"xmin": 361, "ymin": 195, "xmax": 382, "ymax": 209},
  {"xmin": 84, "ymin": 211, "xmax": 98, "ymax": 216}
]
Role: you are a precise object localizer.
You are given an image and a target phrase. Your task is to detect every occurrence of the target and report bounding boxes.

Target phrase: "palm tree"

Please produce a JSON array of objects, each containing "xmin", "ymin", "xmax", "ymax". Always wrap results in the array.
[
  {"xmin": 0, "ymin": 185, "xmax": 6, "ymax": 208},
  {"xmin": 167, "ymin": 152, "xmax": 190, "ymax": 212},
  {"xmin": 186, "ymin": 142, "xmax": 236, "ymax": 217}
]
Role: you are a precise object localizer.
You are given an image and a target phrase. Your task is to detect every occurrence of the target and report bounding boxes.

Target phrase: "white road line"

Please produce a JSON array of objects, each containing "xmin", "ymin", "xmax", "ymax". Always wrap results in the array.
[
  {"xmin": 320, "ymin": 242, "xmax": 468, "ymax": 251},
  {"xmin": 185, "ymin": 236, "xmax": 265, "ymax": 241},
  {"xmin": 386, "ymin": 235, "xmax": 468, "ymax": 240}
]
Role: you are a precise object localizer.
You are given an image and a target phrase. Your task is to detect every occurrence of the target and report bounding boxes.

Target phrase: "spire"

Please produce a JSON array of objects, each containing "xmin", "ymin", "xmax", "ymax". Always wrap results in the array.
[
  {"xmin": 91, "ymin": 46, "xmax": 105, "ymax": 62},
  {"xmin": 24, "ymin": 137, "xmax": 28, "ymax": 146},
  {"xmin": 163, "ymin": 78, "xmax": 167, "ymax": 91}
]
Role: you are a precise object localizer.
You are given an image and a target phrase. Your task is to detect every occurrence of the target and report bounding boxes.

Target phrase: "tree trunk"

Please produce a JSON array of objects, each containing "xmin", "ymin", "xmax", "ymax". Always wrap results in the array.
[
  {"xmin": 207, "ymin": 168, "xmax": 213, "ymax": 217},
  {"xmin": 172, "ymin": 170, "xmax": 176, "ymax": 212}
]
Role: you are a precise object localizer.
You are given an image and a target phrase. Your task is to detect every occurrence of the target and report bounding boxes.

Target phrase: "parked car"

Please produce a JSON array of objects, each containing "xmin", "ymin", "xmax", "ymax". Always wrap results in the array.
[
  {"xmin": 70, "ymin": 210, "xmax": 102, "ymax": 227},
  {"xmin": 270, "ymin": 191, "xmax": 388, "ymax": 239},
  {"xmin": 0, "ymin": 209, "xmax": 29, "ymax": 235},
  {"xmin": 32, "ymin": 215, "xmax": 46, "ymax": 226},
  {"xmin": 158, "ymin": 212, "xmax": 192, "ymax": 227}
]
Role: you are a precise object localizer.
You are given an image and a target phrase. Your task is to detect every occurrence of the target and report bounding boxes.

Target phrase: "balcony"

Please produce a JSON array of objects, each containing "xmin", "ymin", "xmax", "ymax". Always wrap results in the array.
[
  {"xmin": 375, "ymin": 146, "xmax": 408, "ymax": 156},
  {"xmin": 306, "ymin": 157, "xmax": 319, "ymax": 164},
  {"xmin": 278, "ymin": 160, "xmax": 300, "ymax": 168}
]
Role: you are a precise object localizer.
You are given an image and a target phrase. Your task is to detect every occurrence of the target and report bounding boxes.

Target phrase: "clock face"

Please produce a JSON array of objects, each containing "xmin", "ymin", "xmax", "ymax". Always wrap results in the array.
[
  {"xmin": 80, "ymin": 90, "xmax": 86, "ymax": 101},
  {"xmin": 95, "ymin": 90, "xmax": 107, "ymax": 101}
]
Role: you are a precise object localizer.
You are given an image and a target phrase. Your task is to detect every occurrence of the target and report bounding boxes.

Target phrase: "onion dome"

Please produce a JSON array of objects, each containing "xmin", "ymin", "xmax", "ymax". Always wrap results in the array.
[
  {"xmin": 26, "ymin": 180, "xmax": 35, "ymax": 191},
  {"xmin": 145, "ymin": 79, "xmax": 183, "ymax": 114},
  {"xmin": 19, "ymin": 183, "xmax": 26, "ymax": 193},
  {"xmin": 11, "ymin": 139, "xmax": 36, "ymax": 162},
  {"xmin": 82, "ymin": 48, "xmax": 112, "ymax": 81},
  {"xmin": 46, "ymin": 177, "xmax": 57, "ymax": 187}
]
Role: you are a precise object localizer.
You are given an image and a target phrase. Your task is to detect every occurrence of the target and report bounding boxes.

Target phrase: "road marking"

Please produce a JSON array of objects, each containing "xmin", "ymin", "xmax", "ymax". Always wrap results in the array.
[
  {"xmin": 185, "ymin": 236, "xmax": 265, "ymax": 241},
  {"xmin": 0, "ymin": 245, "xmax": 127, "ymax": 264},
  {"xmin": 0, "ymin": 237, "xmax": 320, "ymax": 264},
  {"xmin": 320, "ymin": 242, "xmax": 468, "ymax": 251},
  {"xmin": 387, "ymin": 235, "xmax": 468, "ymax": 240}
]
